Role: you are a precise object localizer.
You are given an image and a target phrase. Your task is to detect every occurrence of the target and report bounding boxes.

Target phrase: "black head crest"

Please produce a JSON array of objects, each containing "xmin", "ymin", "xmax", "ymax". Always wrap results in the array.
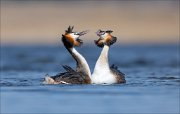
[
  {"xmin": 66, "ymin": 26, "xmax": 74, "ymax": 33},
  {"xmin": 106, "ymin": 30, "xmax": 113, "ymax": 34}
]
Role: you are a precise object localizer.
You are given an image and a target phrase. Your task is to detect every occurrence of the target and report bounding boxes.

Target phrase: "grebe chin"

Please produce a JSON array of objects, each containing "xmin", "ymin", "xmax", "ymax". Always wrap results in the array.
[
  {"xmin": 44, "ymin": 26, "xmax": 91, "ymax": 84},
  {"xmin": 91, "ymin": 29, "xmax": 126, "ymax": 84}
]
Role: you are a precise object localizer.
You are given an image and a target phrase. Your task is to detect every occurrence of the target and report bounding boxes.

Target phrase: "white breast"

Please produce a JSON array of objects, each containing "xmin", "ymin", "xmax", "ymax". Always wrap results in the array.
[{"xmin": 91, "ymin": 65, "xmax": 117, "ymax": 84}]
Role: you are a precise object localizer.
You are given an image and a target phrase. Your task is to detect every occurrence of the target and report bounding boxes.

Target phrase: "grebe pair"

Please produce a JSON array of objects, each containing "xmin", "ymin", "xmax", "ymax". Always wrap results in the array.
[{"xmin": 44, "ymin": 26, "xmax": 125, "ymax": 84}]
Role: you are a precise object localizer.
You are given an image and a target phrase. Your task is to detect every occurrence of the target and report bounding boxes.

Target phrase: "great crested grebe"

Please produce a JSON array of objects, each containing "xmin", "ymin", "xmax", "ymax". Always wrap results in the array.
[
  {"xmin": 91, "ymin": 29, "xmax": 126, "ymax": 84},
  {"xmin": 44, "ymin": 26, "xmax": 91, "ymax": 84}
]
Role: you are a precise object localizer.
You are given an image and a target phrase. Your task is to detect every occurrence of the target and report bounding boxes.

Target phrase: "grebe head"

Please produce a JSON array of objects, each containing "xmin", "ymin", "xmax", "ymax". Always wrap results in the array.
[
  {"xmin": 95, "ymin": 29, "xmax": 117, "ymax": 48},
  {"xmin": 62, "ymin": 26, "xmax": 88, "ymax": 47}
]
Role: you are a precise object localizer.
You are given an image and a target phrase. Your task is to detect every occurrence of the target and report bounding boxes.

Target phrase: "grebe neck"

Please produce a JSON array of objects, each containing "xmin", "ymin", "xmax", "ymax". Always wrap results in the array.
[
  {"xmin": 93, "ymin": 45, "xmax": 110, "ymax": 72},
  {"xmin": 63, "ymin": 41, "xmax": 91, "ymax": 79},
  {"xmin": 71, "ymin": 48, "xmax": 91, "ymax": 77}
]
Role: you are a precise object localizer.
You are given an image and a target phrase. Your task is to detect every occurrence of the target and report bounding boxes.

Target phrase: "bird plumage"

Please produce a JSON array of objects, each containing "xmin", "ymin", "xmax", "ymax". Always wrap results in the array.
[
  {"xmin": 92, "ymin": 29, "xmax": 126, "ymax": 84},
  {"xmin": 44, "ymin": 26, "xmax": 91, "ymax": 84}
]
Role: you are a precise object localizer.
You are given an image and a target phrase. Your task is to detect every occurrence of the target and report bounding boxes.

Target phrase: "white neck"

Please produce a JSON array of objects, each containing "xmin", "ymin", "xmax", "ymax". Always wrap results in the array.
[
  {"xmin": 93, "ymin": 45, "xmax": 110, "ymax": 73},
  {"xmin": 92, "ymin": 45, "xmax": 117, "ymax": 84},
  {"xmin": 71, "ymin": 48, "xmax": 91, "ymax": 77}
]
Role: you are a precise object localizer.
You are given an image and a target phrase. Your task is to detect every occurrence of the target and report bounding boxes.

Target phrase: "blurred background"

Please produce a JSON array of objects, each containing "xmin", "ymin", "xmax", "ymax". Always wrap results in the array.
[
  {"xmin": 1, "ymin": 1, "xmax": 180, "ymax": 114},
  {"xmin": 1, "ymin": 0, "xmax": 179, "ymax": 45}
]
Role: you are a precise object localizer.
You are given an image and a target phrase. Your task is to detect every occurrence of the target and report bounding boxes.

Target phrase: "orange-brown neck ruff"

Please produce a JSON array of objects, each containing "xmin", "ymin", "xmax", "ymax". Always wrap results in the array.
[
  {"xmin": 95, "ymin": 39, "xmax": 104, "ymax": 47},
  {"xmin": 74, "ymin": 40, "xmax": 81, "ymax": 46},
  {"xmin": 104, "ymin": 34, "xmax": 113, "ymax": 44},
  {"xmin": 64, "ymin": 34, "xmax": 75, "ymax": 45},
  {"xmin": 96, "ymin": 34, "xmax": 112, "ymax": 47}
]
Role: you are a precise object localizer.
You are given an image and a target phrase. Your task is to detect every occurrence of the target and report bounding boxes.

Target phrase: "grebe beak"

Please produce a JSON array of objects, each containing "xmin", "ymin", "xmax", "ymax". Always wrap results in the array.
[
  {"xmin": 78, "ymin": 30, "xmax": 89, "ymax": 36},
  {"xmin": 96, "ymin": 29, "xmax": 101, "ymax": 36},
  {"xmin": 74, "ymin": 30, "xmax": 88, "ymax": 47}
]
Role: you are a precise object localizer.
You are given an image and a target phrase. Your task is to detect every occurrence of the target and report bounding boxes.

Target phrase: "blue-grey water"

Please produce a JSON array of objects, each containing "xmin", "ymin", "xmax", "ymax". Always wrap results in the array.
[{"xmin": 1, "ymin": 44, "xmax": 180, "ymax": 113}]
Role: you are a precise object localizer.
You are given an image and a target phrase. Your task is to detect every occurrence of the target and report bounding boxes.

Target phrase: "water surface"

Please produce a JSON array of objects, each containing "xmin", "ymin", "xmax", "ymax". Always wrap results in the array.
[{"xmin": 1, "ymin": 44, "xmax": 179, "ymax": 113}]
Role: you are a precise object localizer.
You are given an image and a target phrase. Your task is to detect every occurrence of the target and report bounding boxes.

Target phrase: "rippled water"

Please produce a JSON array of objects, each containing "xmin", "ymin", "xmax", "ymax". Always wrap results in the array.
[{"xmin": 1, "ymin": 44, "xmax": 180, "ymax": 113}]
